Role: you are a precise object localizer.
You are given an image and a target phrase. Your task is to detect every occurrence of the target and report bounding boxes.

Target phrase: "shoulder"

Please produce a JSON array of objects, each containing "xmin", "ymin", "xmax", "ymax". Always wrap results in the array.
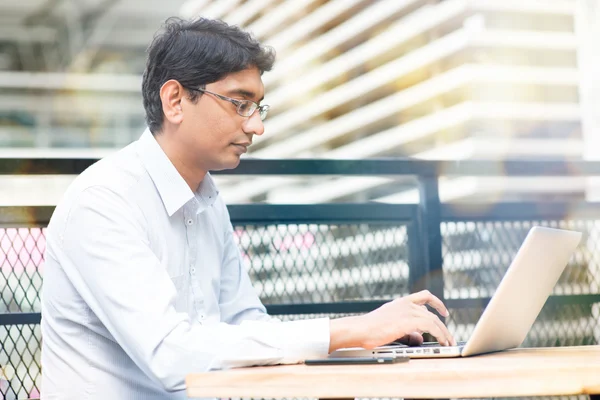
[
  {"xmin": 76, "ymin": 143, "xmax": 146, "ymax": 195},
  {"xmin": 48, "ymin": 144, "xmax": 149, "ymax": 231}
]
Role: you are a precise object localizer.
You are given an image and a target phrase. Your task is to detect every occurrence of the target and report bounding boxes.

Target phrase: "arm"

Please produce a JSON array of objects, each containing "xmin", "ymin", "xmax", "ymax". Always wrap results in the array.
[
  {"xmin": 56, "ymin": 186, "xmax": 329, "ymax": 392},
  {"xmin": 329, "ymin": 291, "xmax": 457, "ymax": 352},
  {"xmin": 217, "ymin": 201, "xmax": 273, "ymax": 324},
  {"xmin": 213, "ymin": 201, "xmax": 455, "ymax": 352}
]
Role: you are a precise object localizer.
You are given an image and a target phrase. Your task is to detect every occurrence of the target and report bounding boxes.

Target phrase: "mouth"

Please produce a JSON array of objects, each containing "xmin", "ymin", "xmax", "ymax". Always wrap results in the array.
[{"xmin": 231, "ymin": 143, "xmax": 249, "ymax": 154}]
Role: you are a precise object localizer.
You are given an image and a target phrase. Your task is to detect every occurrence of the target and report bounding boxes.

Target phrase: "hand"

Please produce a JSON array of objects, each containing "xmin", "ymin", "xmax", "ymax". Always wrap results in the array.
[
  {"xmin": 329, "ymin": 290, "xmax": 456, "ymax": 352},
  {"xmin": 394, "ymin": 332, "xmax": 424, "ymax": 346}
]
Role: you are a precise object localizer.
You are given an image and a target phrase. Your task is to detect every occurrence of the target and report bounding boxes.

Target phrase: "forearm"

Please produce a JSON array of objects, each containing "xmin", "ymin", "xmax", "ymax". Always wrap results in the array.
[
  {"xmin": 136, "ymin": 317, "xmax": 331, "ymax": 391},
  {"xmin": 328, "ymin": 316, "xmax": 366, "ymax": 353}
]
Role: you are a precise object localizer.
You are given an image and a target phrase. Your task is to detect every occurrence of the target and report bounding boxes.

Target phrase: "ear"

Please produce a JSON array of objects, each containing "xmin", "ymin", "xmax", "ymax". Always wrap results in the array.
[{"xmin": 159, "ymin": 79, "xmax": 185, "ymax": 125}]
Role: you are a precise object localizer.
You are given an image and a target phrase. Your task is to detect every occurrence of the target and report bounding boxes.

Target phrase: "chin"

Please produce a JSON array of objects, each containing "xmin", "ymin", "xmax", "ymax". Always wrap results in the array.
[{"xmin": 212, "ymin": 157, "xmax": 241, "ymax": 172}]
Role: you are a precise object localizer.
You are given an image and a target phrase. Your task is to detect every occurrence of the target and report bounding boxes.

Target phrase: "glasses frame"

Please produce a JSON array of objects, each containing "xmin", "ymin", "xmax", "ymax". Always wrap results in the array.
[{"xmin": 183, "ymin": 86, "xmax": 269, "ymax": 121}]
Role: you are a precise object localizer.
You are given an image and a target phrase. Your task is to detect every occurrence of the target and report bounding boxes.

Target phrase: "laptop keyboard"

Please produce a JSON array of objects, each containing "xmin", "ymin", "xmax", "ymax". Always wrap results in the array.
[
  {"xmin": 420, "ymin": 341, "xmax": 467, "ymax": 347},
  {"xmin": 388, "ymin": 340, "xmax": 467, "ymax": 347}
]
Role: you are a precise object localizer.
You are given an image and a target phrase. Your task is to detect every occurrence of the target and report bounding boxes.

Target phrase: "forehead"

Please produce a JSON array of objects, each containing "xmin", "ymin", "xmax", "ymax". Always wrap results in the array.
[{"xmin": 209, "ymin": 67, "xmax": 264, "ymax": 99}]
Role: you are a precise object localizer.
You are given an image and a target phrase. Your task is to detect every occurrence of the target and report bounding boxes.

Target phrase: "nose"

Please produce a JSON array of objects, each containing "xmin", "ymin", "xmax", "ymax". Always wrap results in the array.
[{"xmin": 242, "ymin": 110, "xmax": 265, "ymax": 136}]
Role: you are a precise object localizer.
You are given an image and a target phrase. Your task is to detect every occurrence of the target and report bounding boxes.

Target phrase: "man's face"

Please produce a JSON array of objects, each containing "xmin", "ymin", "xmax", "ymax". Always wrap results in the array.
[{"xmin": 179, "ymin": 66, "xmax": 265, "ymax": 172}]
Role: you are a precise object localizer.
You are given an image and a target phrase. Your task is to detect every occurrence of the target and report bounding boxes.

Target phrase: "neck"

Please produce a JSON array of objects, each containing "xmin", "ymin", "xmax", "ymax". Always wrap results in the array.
[{"xmin": 154, "ymin": 130, "xmax": 206, "ymax": 192}]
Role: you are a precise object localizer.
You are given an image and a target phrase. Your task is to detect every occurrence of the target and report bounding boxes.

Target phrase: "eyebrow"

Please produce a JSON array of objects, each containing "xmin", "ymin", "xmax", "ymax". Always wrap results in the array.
[{"xmin": 227, "ymin": 89, "xmax": 265, "ymax": 103}]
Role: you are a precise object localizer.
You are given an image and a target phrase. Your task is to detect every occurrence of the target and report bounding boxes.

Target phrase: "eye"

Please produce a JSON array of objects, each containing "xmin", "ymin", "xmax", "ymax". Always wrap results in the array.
[{"xmin": 238, "ymin": 101, "xmax": 255, "ymax": 116}]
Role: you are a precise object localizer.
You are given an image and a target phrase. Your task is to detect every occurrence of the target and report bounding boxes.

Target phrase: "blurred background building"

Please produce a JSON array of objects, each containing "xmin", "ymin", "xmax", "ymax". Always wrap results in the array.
[
  {"xmin": 0, "ymin": 0, "xmax": 598, "ymax": 205},
  {"xmin": 2, "ymin": 3, "xmax": 600, "ymax": 398}
]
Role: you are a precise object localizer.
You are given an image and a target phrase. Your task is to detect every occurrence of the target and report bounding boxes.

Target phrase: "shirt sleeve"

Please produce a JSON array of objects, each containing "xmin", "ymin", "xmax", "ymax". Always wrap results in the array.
[
  {"xmin": 55, "ymin": 185, "xmax": 330, "ymax": 392},
  {"xmin": 217, "ymin": 199, "xmax": 275, "ymax": 324}
]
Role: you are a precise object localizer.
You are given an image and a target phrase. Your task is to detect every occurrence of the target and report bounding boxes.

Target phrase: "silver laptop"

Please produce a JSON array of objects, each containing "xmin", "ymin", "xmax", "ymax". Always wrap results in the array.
[{"xmin": 331, "ymin": 226, "xmax": 582, "ymax": 359}]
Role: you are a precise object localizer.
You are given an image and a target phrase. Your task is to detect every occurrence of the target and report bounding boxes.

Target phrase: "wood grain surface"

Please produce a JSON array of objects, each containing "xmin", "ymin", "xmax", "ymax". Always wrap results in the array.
[{"xmin": 186, "ymin": 345, "xmax": 600, "ymax": 399}]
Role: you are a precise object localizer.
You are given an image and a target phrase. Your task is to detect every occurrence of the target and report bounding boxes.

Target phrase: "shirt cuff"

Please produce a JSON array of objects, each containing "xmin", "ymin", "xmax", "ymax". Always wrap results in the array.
[{"xmin": 280, "ymin": 317, "xmax": 330, "ymax": 363}]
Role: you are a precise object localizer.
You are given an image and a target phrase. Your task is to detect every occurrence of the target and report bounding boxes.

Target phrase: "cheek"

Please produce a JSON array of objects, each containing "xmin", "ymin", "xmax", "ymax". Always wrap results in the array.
[
  {"xmin": 182, "ymin": 104, "xmax": 240, "ymax": 148},
  {"xmin": 205, "ymin": 115, "xmax": 240, "ymax": 145}
]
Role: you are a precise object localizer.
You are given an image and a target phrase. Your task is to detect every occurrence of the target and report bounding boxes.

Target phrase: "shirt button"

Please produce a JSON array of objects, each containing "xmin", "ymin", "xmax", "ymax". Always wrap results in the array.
[
  {"xmin": 191, "ymin": 268, "xmax": 196, "ymax": 273},
  {"xmin": 186, "ymin": 219, "xmax": 193, "ymax": 225}
]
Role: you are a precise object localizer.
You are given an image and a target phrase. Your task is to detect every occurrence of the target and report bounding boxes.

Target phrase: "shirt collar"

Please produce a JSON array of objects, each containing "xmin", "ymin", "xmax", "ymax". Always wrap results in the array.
[{"xmin": 136, "ymin": 129, "xmax": 218, "ymax": 217}]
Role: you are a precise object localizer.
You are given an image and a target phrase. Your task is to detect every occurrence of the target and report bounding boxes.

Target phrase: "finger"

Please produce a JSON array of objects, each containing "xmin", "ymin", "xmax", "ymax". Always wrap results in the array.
[
  {"xmin": 409, "ymin": 290, "xmax": 449, "ymax": 317},
  {"xmin": 396, "ymin": 332, "xmax": 423, "ymax": 346},
  {"xmin": 416, "ymin": 315, "xmax": 449, "ymax": 346},
  {"xmin": 423, "ymin": 309, "xmax": 455, "ymax": 346},
  {"xmin": 412, "ymin": 304, "xmax": 453, "ymax": 346},
  {"xmin": 407, "ymin": 331, "xmax": 423, "ymax": 346},
  {"xmin": 396, "ymin": 334, "xmax": 411, "ymax": 345}
]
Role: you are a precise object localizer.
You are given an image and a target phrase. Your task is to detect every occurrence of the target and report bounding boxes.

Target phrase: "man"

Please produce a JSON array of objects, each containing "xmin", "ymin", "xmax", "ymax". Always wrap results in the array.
[{"xmin": 41, "ymin": 17, "xmax": 455, "ymax": 399}]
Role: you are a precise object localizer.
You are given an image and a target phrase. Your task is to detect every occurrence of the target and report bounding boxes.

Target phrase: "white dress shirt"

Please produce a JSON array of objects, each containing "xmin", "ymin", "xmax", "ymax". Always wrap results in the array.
[{"xmin": 41, "ymin": 130, "xmax": 330, "ymax": 400}]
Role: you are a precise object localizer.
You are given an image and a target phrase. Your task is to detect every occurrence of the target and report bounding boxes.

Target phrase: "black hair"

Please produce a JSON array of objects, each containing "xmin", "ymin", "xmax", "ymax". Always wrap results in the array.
[{"xmin": 142, "ymin": 17, "xmax": 275, "ymax": 134}]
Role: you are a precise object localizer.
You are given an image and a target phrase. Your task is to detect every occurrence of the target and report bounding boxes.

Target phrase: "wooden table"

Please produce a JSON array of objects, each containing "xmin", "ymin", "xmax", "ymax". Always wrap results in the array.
[{"xmin": 187, "ymin": 346, "xmax": 600, "ymax": 399}]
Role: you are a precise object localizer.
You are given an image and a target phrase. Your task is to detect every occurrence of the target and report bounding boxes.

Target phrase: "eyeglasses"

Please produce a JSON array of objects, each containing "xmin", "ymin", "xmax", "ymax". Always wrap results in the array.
[{"xmin": 183, "ymin": 86, "xmax": 270, "ymax": 121}]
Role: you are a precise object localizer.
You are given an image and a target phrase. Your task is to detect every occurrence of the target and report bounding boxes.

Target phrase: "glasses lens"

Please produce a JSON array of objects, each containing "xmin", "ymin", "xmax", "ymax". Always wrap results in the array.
[
  {"xmin": 259, "ymin": 105, "xmax": 269, "ymax": 121},
  {"xmin": 238, "ymin": 101, "xmax": 256, "ymax": 117}
]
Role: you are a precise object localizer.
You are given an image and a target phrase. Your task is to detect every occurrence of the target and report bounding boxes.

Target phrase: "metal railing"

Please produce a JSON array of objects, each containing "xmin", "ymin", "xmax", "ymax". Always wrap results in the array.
[{"xmin": 1, "ymin": 158, "xmax": 600, "ymax": 399}]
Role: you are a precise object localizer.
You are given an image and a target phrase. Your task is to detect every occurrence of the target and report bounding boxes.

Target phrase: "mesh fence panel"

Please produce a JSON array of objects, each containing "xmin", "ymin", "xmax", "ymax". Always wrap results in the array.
[
  {"xmin": 446, "ymin": 302, "xmax": 600, "ymax": 347},
  {"xmin": 1, "ymin": 227, "xmax": 45, "ymax": 399},
  {"xmin": 442, "ymin": 219, "xmax": 600, "ymax": 347},
  {"xmin": 0, "ymin": 218, "xmax": 599, "ymax": 399},
  {"xmin": 0, "ymin": 228, "xmax": 45, "ymax": 313},
  {"xmin": 0, "ymin": 324, "xmax": 42, "ymax": 400},
  {"xmin": 233, "ymin": 223, "xmax": 411, "ymax": 304}
]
